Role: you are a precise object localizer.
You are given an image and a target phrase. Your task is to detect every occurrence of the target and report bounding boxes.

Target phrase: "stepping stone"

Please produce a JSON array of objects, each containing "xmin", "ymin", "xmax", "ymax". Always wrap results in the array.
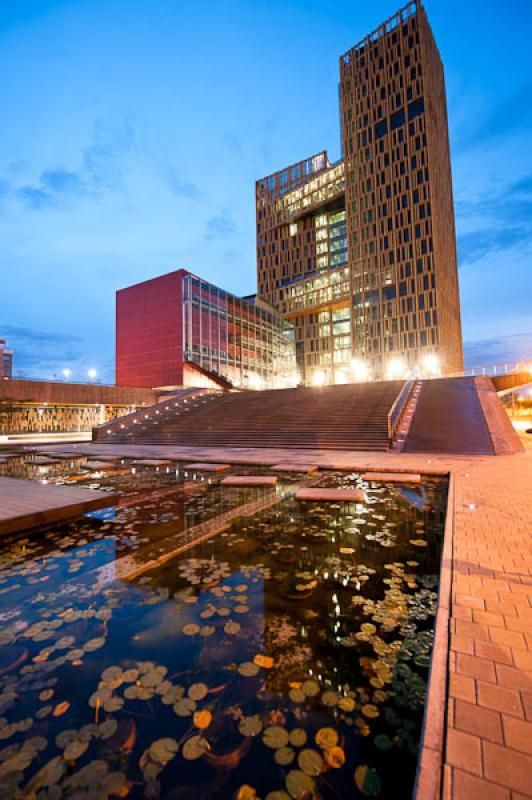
[
  {"xmin": 221, "ymin": 476, "xmax": 277, "ymax": 487},
  {"xmin": 295, "ymin": 487, "xmax": 365, "ymax": 502},
  {"xmin": 271, "ymin": 463, "xmax": 319, "ymax": 474},
  {"xmin": 131, "ymin": 459, "xmax": 173, "ymax": 467},
  {"xmin": 185, "ymin": 463, "xmax": 231, "ymax": 472},
  {"xmin": 362, "ymin": 472, "xmax": 421, "ymax": 484}
]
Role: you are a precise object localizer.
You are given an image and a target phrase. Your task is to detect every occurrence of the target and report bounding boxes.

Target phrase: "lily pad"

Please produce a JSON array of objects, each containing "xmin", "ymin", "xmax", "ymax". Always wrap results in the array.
[
  {"xmin": 288, "ymin": 729, "xmax": 307, "ymax": 748},
  {"xmin": 193, "ymin": 710, "xmax": 212, "ymax": 730},
  {"xmin": 285, "ymin": 769, "xmax": 315, "ymax": 799},
  {"xmin": 64, "ymin": 738, "xmax": 89, "ymax": 761},
  {"xmin": 354, "ymin": 765, "xmax": 382, "ymax": 796},
  {"xmin": 238, "ymin": 662, "xmax": 260, "ymax": 678},
  {"xmin": 297, "ymin": 748, "xmax": 324, "ymax": 776},
  {"xmin": 149, "ymin": 737, "xmax": 179, "ymax": 764},
  {"xmin": 275, "ymin": 746, "xmax": 295, "ymax": 765},
  {"xmin": 174, "ymin": 698, "xmax": 196, "ymax": 717},
  {"xmin": 301, "ymin": 680, "xmax": 320, "ymax": 697},
  {"xmin": 315, "ymin": 728, "xmax": 338, "ymax": 750},
  {"xmin": 182, "ymin": 735, "xmax": 209, "ymax": 761},
  {"xmin": 263, "ymin": 726, "xmax": 289, "ymax": 749},
  {"xmin": 188, "ymin": 683, "xmax": 208, "ymax": 701},
  {"xmin": 324, "ymin": 746, "xmax": 345, "ymax": 769},
  {"xmin": 238, "ymin": 715, "xmax": 263, "ymax": 737}
]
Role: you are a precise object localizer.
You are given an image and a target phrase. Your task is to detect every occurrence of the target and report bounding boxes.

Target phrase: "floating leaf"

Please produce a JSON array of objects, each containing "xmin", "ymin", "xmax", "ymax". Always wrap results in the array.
[
  {"xmin": 297, "ymin": 748, "xmax": 324, "ymax": 776},
  {"xmin": 236, "ymin": 786, "xmax": 258, "ymax": 800},
  {"xmin": 84, "ymin": 637, "xmax": 106, "ymax": 651},
  {"xmin": 374, "ymin": 734, "xmax": 393, "ymax": 751},
  {"xmin": 338, "ymin": 696, "xmax": 356, "ymax": 712},
  {"xmin": 324, "ymin": 746, "xmax": 345, "ymax": 769},
  {"xmin": 315, "ymin": 728, "xmax": 338, "ymax": 750},
  {"xmin": 52, "ymin": 701, "xmax": 70, "ymax": 717},
  {"xmin": 224, "ymin": 621, "xmax": 240, "ymax": 635},
  {"xmin": 263, "ymin": 726, "xmax": 289, "ymax": 749},
  {"xmin": 361, "ymin": 704, "xmax": 379, "ymax": 719},
  {"xmin": 301, "ymin": 680, "xmax": 319, "ymax": 697},
  {"xmin": 39, "ymin": 689, "xmax": 54, "ymax": 702},
  {"xmin": 238, "ymin": 715, "xmax": 263, "ymax": 737},
  {"xmin": 188, "ymin": 683, "xmax": 208, "ymax": 701},
  {"xmin": 321, "ymin": 691, "xmax": 338, "ymax": 707},
  {"xmin": 149, "ymin": 738, "xmax": 178, "ymax": 765},
  {"xmin": 253, "ymin": 654, "xmax": 274, "ymax": 669},
  {"xmin": 409, "ymin": 539, "xmax": 427, "ymax": 548},
  {"xmin": 174, "ymin": 698, "xmax": 196, "ymax": 717},
  {"xmin": 238, "ymin": 662, "xmax": 260, "ymax": 678},
  {"xmin": 102, "ymin": 666, "xmax": 123, "ymax": 683},
  {"xmin": 193, "ymin": 710, "xmax": 212, "ymax": 730},
  {"xmin": 234, "ymin": 605, "xmax": 249, "ymax": 614},
  {"xmin": 64, "ymin": 738, "xmax": 88, "ymax": 761},
  {"xmin": 288, "ymin": 688, "xmax": 305, "ymax": 703},
  {"xmin": 354, "ymin": 765, "xmax": 382, "ymax": 796},
  {"xmin": 182, "ymin": 735, "xmax": 209, "ymax": 761},
  {"xmin": 285, "ymin": 769, "xmax": 315, "ymax": 799},
  {"xmin": 103, "ymin": 696, "xmax": 124, "ymax": 713},
  {"xmin": 275, "ymin": 746, "xmax": 295, "ymax": 765},
  {"xmin": 182, "ymin": 624, "xmax": 200, "ymax": 636},
  {"xmin": 99, "ymin": 719, "xmax": 118, "ymax": 740},
  {"xmin": 289, "ymin": 729, "xmax": 307, "ymax": 748}
]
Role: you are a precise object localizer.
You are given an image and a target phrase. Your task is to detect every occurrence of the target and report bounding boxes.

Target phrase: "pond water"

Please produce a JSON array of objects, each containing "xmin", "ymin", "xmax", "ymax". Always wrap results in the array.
[{"xmin": 0, "ymin": 460, "xmax": 447, "ymax": 799}]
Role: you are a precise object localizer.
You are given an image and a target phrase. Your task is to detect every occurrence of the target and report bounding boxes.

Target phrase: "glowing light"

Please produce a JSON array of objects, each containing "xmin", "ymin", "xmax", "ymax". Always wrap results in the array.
[
  {"xmin": 335, "ymin": 369, "xmax": 348, "ymax": 385},
  {"xmin": 248, "ymin": 373, "xmax": 264, "ymax": 391},
  {"xmin": 350, "ymin": 358, "xmax": 370, "ymax": 382},
  {"xmin": 312, "ymin": 369, "xmax": 327, "ymax": 387},
  {"xmin": 422, "ymin": 353, "xmax": 441, "ymax": 376},
  {"xmin": 386, "ymin": 357, "xmax": 407, "ymax": 380},
  {"xmin": 62, "ymin": 368, "xmax": 71, "ymax": 380},
  {"xmin": 87, "ymin": 368, "xmax": 97, "ymax": 381}
]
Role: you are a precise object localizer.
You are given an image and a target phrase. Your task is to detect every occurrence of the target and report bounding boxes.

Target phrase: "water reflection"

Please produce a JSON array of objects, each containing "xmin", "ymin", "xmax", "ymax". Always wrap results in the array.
[{"xmin": 0, "ymin": 465, "xmax": 447, "ymax": 799}]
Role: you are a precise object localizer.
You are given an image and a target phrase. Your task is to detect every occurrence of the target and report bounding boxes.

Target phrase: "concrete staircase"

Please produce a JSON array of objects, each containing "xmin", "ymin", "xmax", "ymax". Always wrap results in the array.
[{"xmin": 94, "ymin": 381, "xmax": 404, "ymax": 451}]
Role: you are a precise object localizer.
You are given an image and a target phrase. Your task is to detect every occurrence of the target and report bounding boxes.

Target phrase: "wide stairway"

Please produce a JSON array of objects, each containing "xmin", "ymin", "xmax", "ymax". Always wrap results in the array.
[{"xmin": 94, "ymin": 381, "xmax": 403, "ymax": 451}]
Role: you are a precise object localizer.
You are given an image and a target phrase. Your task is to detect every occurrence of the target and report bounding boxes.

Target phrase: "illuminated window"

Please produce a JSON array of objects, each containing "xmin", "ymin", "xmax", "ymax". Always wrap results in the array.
[{"xmin": 289, "ymin": 223, "xmax": 298, "ymax": 236}]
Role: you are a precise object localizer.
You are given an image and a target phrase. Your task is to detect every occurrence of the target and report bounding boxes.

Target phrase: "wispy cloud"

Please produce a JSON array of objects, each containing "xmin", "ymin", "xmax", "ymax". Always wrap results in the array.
[
  {"xmin": 454, "ymin": 83, "xmax": 532, "ymax": 154},
  {"xmin": 205, "ymin": 210, "xmax": 236, "ymax": 240},
  {"xmin": 1, "ymin": 324, "xmax": 83, "ymax": 375},
  {"xmin": 11, "ymin": 117, "xmax": 137, "ymax": 211},
  {"xmin": 456, "ymin": 172, "xmax": 532, "ymax": 266},
  {"xmin": 464, "ymin": 332, "xmax": 532, "ymax": 368},
  {"xmin": 167, "ymin": 167, "xmax": 201, "ymax": 200}
]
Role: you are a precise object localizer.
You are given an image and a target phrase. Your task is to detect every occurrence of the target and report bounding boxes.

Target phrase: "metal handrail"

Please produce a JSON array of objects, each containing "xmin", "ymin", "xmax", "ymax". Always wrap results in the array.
[{"xmin": 387, "ymin": 379, "xmax": 416, "ymax": 441}]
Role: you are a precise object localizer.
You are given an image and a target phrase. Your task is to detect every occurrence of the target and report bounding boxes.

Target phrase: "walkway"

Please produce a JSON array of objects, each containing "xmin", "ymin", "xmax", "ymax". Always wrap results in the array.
[
  {"xmin": 404, "ymin": 377, "xmax": 495, "ymax": 455},
  {"xmin": 0, "ymin": 476, "xmax": 119, "ymax": 535}
]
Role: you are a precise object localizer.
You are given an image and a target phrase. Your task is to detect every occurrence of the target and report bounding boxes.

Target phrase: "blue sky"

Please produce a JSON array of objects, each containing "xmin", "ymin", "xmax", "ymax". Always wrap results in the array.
[{"xmin": 0, "ymin": 0, "xmax": 531, "ymax": 382}]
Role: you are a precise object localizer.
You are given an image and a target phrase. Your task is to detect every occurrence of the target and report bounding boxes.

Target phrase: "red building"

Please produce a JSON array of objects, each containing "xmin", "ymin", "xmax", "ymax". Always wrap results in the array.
[{"xmin": 116, "ymin": 269, "xmax": 296, "ymax": 390}]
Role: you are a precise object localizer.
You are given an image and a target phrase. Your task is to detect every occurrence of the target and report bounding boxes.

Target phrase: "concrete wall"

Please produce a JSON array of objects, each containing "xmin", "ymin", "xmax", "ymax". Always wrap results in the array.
[{"xmin": 0, "ymin": 379, "xmax": 155, "ymax": 405}]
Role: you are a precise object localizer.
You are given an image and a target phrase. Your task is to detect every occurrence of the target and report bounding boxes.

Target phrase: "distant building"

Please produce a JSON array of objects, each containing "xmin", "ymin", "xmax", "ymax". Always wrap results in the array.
[
  {"xmin": 116, "ymin": 269, "xmax": 297, "ymax": 390},
  {"xmin": 0, "ymin": 339, "xmax": 13, "ymax": 379},
  {"xmin": 256, "ymin": 1, "xmax": 463, "ymax": 384}
]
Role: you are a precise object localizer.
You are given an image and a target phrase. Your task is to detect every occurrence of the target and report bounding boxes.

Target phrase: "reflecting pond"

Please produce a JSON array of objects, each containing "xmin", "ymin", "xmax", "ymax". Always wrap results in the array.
[{"xmin": 0, "ymin": 464, "xmax": 447, "ymax": 799}]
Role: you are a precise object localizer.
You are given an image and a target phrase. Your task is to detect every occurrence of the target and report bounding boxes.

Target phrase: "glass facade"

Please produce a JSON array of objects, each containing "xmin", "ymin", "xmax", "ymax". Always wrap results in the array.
[{"xmin": 182, "ymin": 273, "xmax": 297, "ymax": 390}]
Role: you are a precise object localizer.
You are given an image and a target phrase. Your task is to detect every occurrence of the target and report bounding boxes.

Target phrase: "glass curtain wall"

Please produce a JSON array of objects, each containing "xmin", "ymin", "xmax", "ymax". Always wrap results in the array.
[{"xmin": 182, "ymin": 274, "xmax": 297, "ymax": 390}]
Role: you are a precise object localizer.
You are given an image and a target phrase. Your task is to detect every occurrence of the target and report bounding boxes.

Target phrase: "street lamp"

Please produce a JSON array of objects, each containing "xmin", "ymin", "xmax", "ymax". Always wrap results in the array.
[
  {"xmin": 62, "ymin": 368, "xmax": 71, "ymax": 381},
  {"xmin": 87, "ymin": 368, "xmax": 97, "ymax": 382},
  {"xmin": 350, "ymin": 358, "xmax": 370, "ymax": 382},
  {"xmin": 312, "ymin": 369, "xmax": 327, "ymax": 387},
  {"xmin": 386, "ymin": 357, "xmax": 407, "ymax": 380}
]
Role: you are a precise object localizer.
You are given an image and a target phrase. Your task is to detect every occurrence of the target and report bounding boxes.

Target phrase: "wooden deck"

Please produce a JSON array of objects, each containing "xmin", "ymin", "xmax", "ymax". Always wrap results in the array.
[{"xmin": 0, "ymin": 477, "xmax": 119, "ymax": 535}]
